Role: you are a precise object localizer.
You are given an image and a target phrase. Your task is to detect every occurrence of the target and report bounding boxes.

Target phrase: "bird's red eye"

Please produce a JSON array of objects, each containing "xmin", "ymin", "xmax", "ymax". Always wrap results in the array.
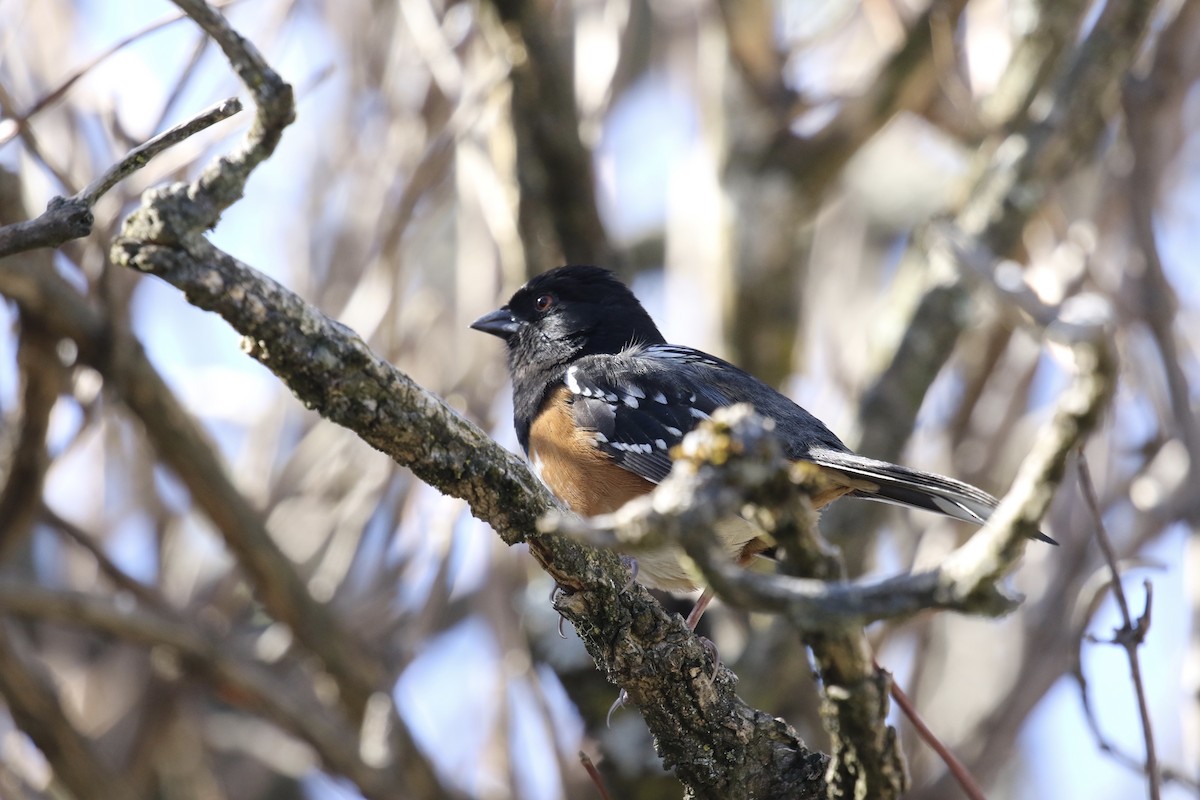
[{"xmin": 534, "ymin": 294, "xmax": 555, "ymax": 312}]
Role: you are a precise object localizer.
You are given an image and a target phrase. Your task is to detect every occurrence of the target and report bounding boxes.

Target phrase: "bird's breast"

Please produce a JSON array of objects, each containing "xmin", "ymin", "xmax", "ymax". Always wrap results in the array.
[{"xmin": 528, "ymin": 385, "xmax": 655, "ymax": 516}]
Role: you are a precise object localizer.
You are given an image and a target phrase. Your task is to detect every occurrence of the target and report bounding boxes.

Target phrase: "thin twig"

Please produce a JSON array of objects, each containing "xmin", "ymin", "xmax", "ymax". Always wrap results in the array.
[
  {"xmin": 887, "ymin": 676, "xmax": 986, "ymax": 800},
  {"xmin": 579, "ymin": 752, "xmax": 613, "ymax": 800},
  {"xmin": 1077, "ymin": 453, "xmax": 1161, "ymax": 800},
  {"xmin": 0, "ymin": 97, "xmax": 241, "ymax": 259},
  {"xmin": 0, "ymin": 0, "xmax": 247, "ymax": 147},
  {"xmin": 41, "ymin": 505, "xmax": 171, "ymax": 611},
  {"xmin": 76, "ymin": 97, "xmax": 241, "ymax": 206},
  {"xmin": 1071, "ymin": 569, "xmax": 1198, "ymax": 791}
]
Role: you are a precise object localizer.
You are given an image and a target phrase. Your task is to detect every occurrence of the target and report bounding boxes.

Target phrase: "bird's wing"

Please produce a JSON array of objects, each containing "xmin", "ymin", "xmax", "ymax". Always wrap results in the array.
[
  {"xmin": 562, "ymin": 346, "xmax": 733, "ymax": 484},
  {"xmin": 567, "ymin": 345, "xmax": 1057, "ymax": 544}
]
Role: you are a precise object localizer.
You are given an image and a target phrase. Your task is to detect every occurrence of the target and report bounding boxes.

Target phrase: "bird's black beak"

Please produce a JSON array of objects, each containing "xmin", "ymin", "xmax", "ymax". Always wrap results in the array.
[{"xmin": 470, "ymin": 307, "xmax": 520, "ymax": 340}]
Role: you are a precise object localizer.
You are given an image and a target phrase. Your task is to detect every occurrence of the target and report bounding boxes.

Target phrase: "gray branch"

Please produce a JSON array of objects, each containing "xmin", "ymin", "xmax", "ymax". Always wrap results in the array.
[
  {"xmin": 105, "ymin": 3, "xmax": 828, "ymax": 798},
  {"xmin": 0, "ymin": 98, "xmax": 241, "ymax": 259}
]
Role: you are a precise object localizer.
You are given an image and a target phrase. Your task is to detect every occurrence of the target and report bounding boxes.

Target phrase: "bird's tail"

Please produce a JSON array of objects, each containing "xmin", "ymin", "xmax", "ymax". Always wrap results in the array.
[{"xmin": 806, "ymin": 447, "xmax": 1057, "ymax": 545}]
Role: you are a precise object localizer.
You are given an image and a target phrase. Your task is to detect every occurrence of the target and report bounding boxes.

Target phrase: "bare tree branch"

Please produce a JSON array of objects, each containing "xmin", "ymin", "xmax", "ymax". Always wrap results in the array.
[
  {"xmin": 1078, "ymin": 457, "xmax": 1160, "ymax": 800},
  {"xmin": 0, "ymin": 98, "xmax": 241, "ymax": 259},
  {"xmin": 3, "ymin": 1, "xmax": 456, "ymax": 794},
  {"xmin": 484, "ymin": 0, "xmax": 616, "ymax": 269},
  {"xmin": 1069, "ymin": 558, "xmax": 1199, "ymax": 792},
  {"xmin": 0, "ymin": 623, "xmax": 139, "ymax": 800},
  {"xmin": 1, "ymin": 210, "xmax": 454, "ymax": 795},
  {"xmin": 0, "ymin": 317, "xmax": 63, "ymax": 555},
  {"xmin": 113, "ymin": 191, "xmax": 836, "ymax": 800},
  {"xmin": 830, "ymin": 0, "xmax": 1157, "ymax": 565},
  {"xmin": 0, "ymin": 582, "xmax": 423, "ymax": 800},
  {"xmin": 751, "ymin": 0, "xmax": 969, "ymax": 204}
]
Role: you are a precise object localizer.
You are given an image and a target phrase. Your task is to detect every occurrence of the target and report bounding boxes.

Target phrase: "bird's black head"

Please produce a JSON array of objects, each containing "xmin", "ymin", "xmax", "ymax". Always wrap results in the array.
[
  {"xmin": 471, "ymin": 265, "xmax": 665, "ymax": 371},
  {"xmin": 471, "ymin": 266, "xmax": 665, "ymax": 439}
]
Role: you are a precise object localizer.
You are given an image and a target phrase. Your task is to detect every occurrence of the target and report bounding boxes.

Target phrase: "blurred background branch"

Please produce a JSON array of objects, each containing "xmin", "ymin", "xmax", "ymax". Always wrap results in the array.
[{"xmin": 1, "ymin": 0, "xmax": 1197, "ymax": 798}]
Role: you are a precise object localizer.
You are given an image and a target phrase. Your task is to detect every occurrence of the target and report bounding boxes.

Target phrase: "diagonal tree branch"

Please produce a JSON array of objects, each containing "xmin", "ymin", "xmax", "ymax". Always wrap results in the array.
[
  {"xmin": 0, "ymin": 582, "xmax": 417, "ymax": 800},
  {"xmin": 0, "ymin": 207, "xmax": 456, "ymax": 797},
  {"xmin": 829, "ymin": 0, "xmax": 1157, "ymax": 564},
  {"xmin": 0, "ymin": 98, "xmax": 241, "ymax": 259},
  {"xmin": 112, "ymin": 214, "xmax": 832, "ymax": 800},
  {"xmin": 104, "ymin": 2, "xmax": 828, "ymax": 797},
  {"xmin": 0, "ymin": 623, "xmax": 139, "ymax": 800}
]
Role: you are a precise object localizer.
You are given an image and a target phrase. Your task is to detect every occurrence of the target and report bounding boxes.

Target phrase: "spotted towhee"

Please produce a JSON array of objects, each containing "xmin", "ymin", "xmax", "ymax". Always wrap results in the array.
[{"xmin": 473, "ymin": 266, "xmax": 1055, "ymax": 604}]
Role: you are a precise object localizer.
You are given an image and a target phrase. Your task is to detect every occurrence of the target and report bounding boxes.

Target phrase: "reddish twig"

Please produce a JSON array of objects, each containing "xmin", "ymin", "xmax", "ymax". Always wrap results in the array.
[
  {"xmin": 579, "ymin": 751, "xmax": 613, "ymax": 800},
  {"xmin": 887, "ymin": 671, "xmax": 986, "ymax": 800}
]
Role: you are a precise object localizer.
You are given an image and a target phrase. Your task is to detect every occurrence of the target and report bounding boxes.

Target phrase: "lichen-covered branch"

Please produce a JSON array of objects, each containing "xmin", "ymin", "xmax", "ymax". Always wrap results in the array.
[
  {"xmin": 544, "ymin": 271, "xmax": 1116, "ymax": 795},
  {"xmin": 104, "ymin": 3, "xmax": 831, "ymax": 797},
  {"xmin": 113, "ymin": 216, "xmax": 832, "ymax": 800},
  {"xmin": 830, "ymin": 0, "xmax": 1156, "ymax": 562}
]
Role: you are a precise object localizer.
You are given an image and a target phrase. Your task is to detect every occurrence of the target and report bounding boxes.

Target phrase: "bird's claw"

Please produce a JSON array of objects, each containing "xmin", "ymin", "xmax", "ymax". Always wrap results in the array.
[
  {"xmin": 606, "ymin": 689, "xmax": 629, "ymax": 727},
  {"xmin": 549, "ymin": 582, "xmax": 572, "ymax": 638}
]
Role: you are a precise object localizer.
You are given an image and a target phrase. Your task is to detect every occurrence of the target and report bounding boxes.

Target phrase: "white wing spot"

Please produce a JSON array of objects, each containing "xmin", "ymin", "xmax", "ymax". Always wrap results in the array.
[
  {"xmin": 594, "ymin": 432, "xmax": 609, "ymax": 443},
  {"xmin": 653, "ymin": 391, "xmax": 668, "ymax": 404},
  {"xmin": 655, "ymin": 439, "xmax": 667, "ymax": 450},
  {"xmin": 622, "ymin": 394, "xmax": 640, "ymax": 409},
  {"xmin": 689, "ymin": 407, "xmax": 710, "ymax": 420},
  {"xmin": 625, "ymin": 384, "xmax": 646, "ymax": 399},
  {"xmin": 665, "ymin": 426, "xmax": 683, "ymax": 437},
  {"xmin": 565, "ymin": 367, "xmax": 581, "ymax": 394}
]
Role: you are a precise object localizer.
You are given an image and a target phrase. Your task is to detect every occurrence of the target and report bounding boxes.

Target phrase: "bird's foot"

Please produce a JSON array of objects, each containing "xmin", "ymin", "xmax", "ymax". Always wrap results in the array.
[
  {"xmin": 606, "ymin": 689, "xmax": 629, "ymax": 728},
  {"xmin": 549, "ymin": 581, "xmax": 573, "ymax": 638}
]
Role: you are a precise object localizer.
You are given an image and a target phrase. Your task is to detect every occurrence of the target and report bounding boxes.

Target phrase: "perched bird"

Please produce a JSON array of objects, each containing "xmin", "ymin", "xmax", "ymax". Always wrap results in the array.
[{"xmin": 472, "ymin": 266, "xmax": 1054, "ymax": 616}]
